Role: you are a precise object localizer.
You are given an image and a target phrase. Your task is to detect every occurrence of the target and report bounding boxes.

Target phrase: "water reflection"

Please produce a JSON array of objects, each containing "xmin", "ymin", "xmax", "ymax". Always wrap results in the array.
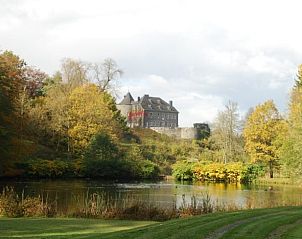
[{"xmin": 0, "ymin": 179, "xmax": 301, "ymax": 213}]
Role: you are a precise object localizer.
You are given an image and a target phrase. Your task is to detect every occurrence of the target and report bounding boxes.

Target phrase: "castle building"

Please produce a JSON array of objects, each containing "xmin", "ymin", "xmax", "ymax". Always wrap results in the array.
[{"xmin": 117, "ymin": 92, "xmax": 179, "ymax": 128}]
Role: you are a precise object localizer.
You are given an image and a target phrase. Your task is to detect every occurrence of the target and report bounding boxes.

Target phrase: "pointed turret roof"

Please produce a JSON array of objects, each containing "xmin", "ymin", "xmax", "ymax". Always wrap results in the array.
[{"xmin": 119, "ymin": 92, "xmax": 134, "ymax": 105}]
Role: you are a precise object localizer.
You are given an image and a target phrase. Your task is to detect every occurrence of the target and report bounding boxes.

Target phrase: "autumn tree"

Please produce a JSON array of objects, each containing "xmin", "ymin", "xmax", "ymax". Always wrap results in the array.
[
  {"xmin": 243, "ymin": 100, "xmax": 286, "ymax": 178},
  {"xmin": 23, "ymin": 66, "xmax": 49, "ymax": 98},
  {"xmin": 61, "ymin": 58, "xmax": 89, "ymax": 89},
  {"xmin": 27, "ymin": 57, "xmax": 126, "ymax": 156},
  {"xmin": 211, "ymin": 101, "xmax": 244, "ymax": 163},
  {"xmin": 294, "ymin": 64, "xmax": 302, "ymax": 88},
  {"xmin": 26, "ymin": 70, "xmax": 71, "ymax": 155},
  {"xmin": 0, "ymin": 51, "xmax": 28, "ymax": 174},
  {"xmin": 91, "ymin": 58, "xmax": 123, "ymax": 93},
  {"xmin": 28, "ymin": 59, "xmax": 91, "ymax": 154},
  {"xmin": 60, "ymin": 57, "xmax": 123, "ymax": 94},
  {"xmin": 280, "ymin": 65, "xmax": 302, "ymax": 176},
  {"xmin": 68, "ymin": 84, "xmax": 126, "ymax": 154}
]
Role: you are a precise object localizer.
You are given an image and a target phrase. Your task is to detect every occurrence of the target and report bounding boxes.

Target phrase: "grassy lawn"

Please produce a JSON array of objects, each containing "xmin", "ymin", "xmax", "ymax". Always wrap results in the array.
[
  {"xmin": 1, "ymin": 207, "xmax": 302, "ymax": 239},
  {"xmin": 0, "ymin": 218, "xmax": 156, "ymax": 238}
]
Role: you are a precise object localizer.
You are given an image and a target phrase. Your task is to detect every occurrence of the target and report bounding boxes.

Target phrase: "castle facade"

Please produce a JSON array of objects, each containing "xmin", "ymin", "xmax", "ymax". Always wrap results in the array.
[
  {"xmin": 117, "ymin": 92, "xmax": 178, "ymax": 128},
  {"xmin": 117, "ymin": 92, "xmax": 210, "ymax": 140}
]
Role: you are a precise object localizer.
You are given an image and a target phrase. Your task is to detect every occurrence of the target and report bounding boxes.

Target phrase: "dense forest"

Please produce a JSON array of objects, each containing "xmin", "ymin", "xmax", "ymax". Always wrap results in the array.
[{"xmin": 1, "ymin": 50, "xmax": 302, "ymax": 182}]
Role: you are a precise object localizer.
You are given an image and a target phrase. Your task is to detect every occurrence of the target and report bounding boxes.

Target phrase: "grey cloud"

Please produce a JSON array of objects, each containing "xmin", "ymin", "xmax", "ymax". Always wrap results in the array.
[
  {"xmin": 1, "ymin": 1, "xmax": 300, "ymax": 125},
  {"xmin": 117, "ymin": 31, "xmax": 299, "ymax": 121}
]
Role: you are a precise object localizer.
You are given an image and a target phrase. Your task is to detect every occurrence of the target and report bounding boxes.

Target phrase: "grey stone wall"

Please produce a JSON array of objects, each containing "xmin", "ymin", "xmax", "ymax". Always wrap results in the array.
[
  {"xmin": 180, "ymin": 127, "xmax": 200, "ymax": 139},
  {"xmin": 150, "ymin": 127, "xmax": 182, "ymax": 138},
  {"xmin": 150, "ymin": 127, "xmax": 200, "ymax": 140}
]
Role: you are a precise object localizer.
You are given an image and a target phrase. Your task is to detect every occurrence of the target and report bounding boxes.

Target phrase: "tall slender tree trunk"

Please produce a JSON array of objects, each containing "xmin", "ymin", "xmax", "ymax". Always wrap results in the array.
[{"xmin": 269, "ymin": 161, "xmax": 274, "ymax": 178}]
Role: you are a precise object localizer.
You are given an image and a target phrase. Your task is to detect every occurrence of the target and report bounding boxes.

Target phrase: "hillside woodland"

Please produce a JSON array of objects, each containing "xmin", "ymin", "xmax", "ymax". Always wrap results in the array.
[{"xmin": 1, "ymin": 51, "xmax": 302, "ymax": 182}]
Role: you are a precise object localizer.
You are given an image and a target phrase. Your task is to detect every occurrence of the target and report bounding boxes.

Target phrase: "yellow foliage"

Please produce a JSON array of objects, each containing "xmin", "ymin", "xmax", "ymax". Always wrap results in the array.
[
  {"xmin": 289, "ymin": 86, "xmax": 302, "ymax": 128},
  {"xmin": 193, "ymin": 162, "xmax": 244, "ymax": 182},
  {"xmin": 68, "ymin": 84, "xmax": 122, "ymax": 152},
  {"xmin": 243, "ymin": 100, "xmax": 286, "ymax": 164}
]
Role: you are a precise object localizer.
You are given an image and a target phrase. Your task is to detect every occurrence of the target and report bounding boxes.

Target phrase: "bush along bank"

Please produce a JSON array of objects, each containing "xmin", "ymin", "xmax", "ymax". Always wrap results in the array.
[{"xmin": 172, "ymin": 161, "xmax": 265, "ymax": 183}]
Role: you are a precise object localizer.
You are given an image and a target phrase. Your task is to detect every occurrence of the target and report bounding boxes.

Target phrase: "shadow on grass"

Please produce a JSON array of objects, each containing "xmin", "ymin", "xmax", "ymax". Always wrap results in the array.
[{"xmin": 0, "ymin": 218, "xmax": 156, "ymax": 238}]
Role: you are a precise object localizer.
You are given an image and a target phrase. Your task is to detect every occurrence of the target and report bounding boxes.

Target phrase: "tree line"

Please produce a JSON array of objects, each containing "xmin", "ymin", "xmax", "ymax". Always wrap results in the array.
[
  {"xmin": 1, "ymin": 50, "xmax": 302, "ymax": 181},
  {"xmin": 0, "ymin": 51, "xmax": 159, "ymax": 178},
  {"xmin": 173, "ymin": 67, "xmax": 302, "ymax": 181}
]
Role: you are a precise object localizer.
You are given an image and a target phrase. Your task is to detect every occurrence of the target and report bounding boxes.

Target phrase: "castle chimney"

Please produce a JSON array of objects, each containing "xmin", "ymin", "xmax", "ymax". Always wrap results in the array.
[
  {"xmin": 138, "ymin": 97, "xmax": 140, "ymax": 102},
  {"xmin": 169, "ymin": 100, "xmax": 173, "ymax": 107}
]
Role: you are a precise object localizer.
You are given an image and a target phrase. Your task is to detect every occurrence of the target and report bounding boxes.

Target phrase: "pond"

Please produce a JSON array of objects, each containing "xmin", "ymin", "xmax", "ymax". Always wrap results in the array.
[{"xmin": 1, "ymin": 179, "xmax": 302, "ymax": 213}]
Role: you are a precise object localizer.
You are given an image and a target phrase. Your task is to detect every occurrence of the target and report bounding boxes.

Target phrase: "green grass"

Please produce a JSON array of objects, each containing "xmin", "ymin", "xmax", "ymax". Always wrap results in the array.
[
  {"xmin": 0, "ymin": 218, "xmax": 156, "ymax": 238},
  {"xmin": 1, "ymin": 207, "xmax": 302, "ymax": 238}
]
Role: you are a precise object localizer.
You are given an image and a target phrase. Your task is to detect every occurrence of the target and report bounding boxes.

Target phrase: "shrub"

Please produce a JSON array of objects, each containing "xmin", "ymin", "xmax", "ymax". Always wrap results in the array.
[
  {"xmin": 0, "ymin": 187, "xmax": 22, "ymax": 217},
  {"xmin": 172, "ymin": 160, "xmax": 194, "ymax": 180},
  {"xmin": 22, "ymin": 196, "xmax": 52, "ymax": 217},
  {"xmin": 0, "ymin": 187, "xmax": 53, "ymax": 217},
  {"xmin": 173, "ymin": 161, "xmax": 264, "ymax": 183},
  {"xmin": 193, "ymin": 162, "xmax": 248, "ymax": 182},
  {"xmin": 135, "ymin": 160, "xmax": 160, "ymax": 178},
  {"xmin": 22, "ymin": 159, "xmax": 70, "ymax": 177},
  {"xmin": 193, "ymin": 163, "xmax": 226, "ymax": 182},
  {"xmin": 241, "ymin": 163, "xmax": 266, "ymax": 182}
]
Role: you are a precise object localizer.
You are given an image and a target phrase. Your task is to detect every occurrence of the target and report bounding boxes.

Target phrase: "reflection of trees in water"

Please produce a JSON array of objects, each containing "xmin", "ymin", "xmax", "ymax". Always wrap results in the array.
[{"xmin": 1, "ymin": 180, "xmax": 302, "ymax": 213}]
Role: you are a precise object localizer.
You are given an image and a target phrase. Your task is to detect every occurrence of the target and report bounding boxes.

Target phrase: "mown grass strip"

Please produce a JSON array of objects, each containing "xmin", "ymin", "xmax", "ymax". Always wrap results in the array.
[
  {"xmin": 220, "ymin": 208, "xmax": 302, "ymax": 239},
  {"xmin": 280, "ymin": 219, "xmax": 302, "ymax": 239},
  {"xmin": 0, "ymin": 218, "xmax": 156, "ymax": 239},
  {"xmin": 268, "ymin": 219, "xmax": 302, "ymax": 239},
  {"xmin": 1, "ymin": 207, "xmax": 302, "ymax": 239},
  {"xmin": 101, "ymin": 207, "xmax": 297, "ymax": 239}
]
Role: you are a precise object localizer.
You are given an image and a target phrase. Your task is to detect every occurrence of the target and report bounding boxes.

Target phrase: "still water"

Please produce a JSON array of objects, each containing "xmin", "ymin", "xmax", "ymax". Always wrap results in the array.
[{"xmin": 1, "ymin": 179, "xmax": 302, "ymax": 212}]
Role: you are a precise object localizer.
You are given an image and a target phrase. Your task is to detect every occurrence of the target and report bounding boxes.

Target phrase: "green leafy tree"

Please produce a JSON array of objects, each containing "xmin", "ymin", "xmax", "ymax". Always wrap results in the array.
[{"xmin": 83, "ymin": 133, "xmax": 121, "ymax": 178}]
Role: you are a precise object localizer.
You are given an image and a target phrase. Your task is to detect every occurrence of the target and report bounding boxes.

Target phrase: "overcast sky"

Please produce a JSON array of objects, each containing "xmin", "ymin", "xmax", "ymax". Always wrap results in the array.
[{"xmin": 1, "ymin": 0, "xmax": 301, "ymax": 126}]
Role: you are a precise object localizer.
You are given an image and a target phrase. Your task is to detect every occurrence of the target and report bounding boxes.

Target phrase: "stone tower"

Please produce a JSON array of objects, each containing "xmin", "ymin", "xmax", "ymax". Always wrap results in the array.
[{"xmin": 116, "ymin": 92, "xmax": 134, "ymax": 118}]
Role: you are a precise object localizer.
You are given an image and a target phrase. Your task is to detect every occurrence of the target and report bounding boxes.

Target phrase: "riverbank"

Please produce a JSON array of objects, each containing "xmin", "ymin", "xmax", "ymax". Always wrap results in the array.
[
  {"xmin": 2, "ymin": 179, "xmax": 302, "ymax": 220},
  {"xmin": 1, "ymin": 207, "xmax": 302, "ymax": 238},
  {"xmin": 255, "ymin": 177, "xmax": 302, "ymax": 186}
]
